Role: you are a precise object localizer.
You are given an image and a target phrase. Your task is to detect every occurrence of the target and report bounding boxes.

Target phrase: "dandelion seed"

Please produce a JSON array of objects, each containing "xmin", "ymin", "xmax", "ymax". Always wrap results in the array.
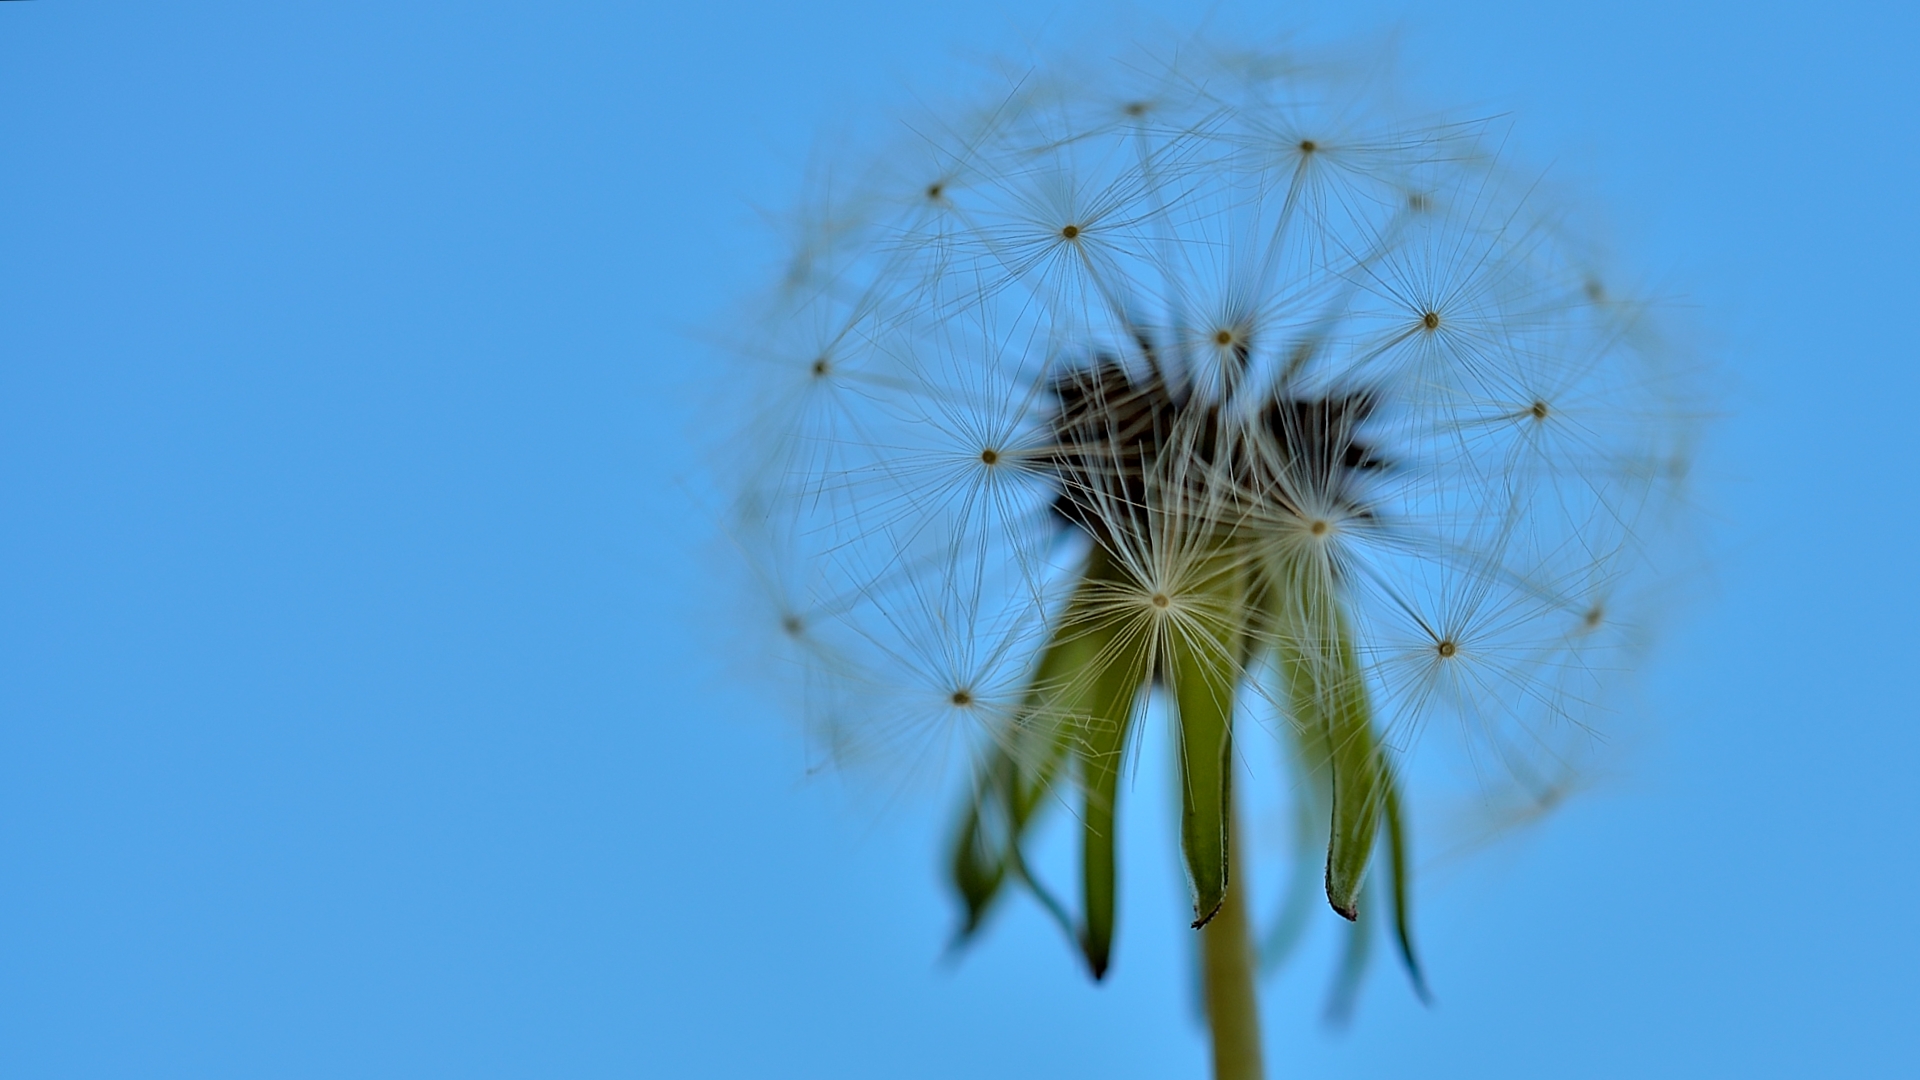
[{"xmin": 720, "ymin": 26, "xmax": 1700, "ymax": 1079}]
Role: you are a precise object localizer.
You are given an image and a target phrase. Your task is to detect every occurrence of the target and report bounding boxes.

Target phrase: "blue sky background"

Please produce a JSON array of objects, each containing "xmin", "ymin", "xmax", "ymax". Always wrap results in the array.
[{"xmin": 3, "ymin": 2, "xmax": 1916, "ymax": 1077}]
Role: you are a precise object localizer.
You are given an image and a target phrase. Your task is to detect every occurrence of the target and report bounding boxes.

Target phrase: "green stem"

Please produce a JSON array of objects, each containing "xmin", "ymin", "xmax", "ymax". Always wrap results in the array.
[{"xmin": 1201, "ymin": 795, "xmax": 1264, "ymax": 1080}]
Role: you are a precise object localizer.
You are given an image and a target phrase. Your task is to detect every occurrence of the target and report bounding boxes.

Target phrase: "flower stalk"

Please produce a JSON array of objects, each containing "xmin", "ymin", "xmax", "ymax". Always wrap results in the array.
[{"xmin": 1202, "ymin": 795, "xmax": 1264, "ymax": 1080}]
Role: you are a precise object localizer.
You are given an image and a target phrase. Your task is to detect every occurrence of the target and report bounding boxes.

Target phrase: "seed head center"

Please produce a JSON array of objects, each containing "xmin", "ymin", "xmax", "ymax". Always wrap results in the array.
[
  {"xmin": 1150, "ymin": 592, "xmax": 1170, "ymax": 609},
  {"xmin": 1299, "ymin": 139, "xmax": 1317, "ymax": 153},
  {"xmin": 1421, "ymin": 311, "xmax": 1441, "ymax": 331},
  {"xmin": 1310, "ymin": 519, "xmax": 1329, "ymax": 536},
  {"xmin": 1060, "ymin": 224, "xmax": 1080, "ymax": 240},
  {"xmin": 1214, "ymin": 329, "xmax": 1234, "ymax": 346},
  {"xmin": 1436, "ymin": 639, "xmax": 1458, "ymax": 658},
  {"xmin": 810, "ymin": 357, "xmax": 830, "ymax": 377},
  {"xmin": 926, "ymin": 182, "xmax": 944, "ymax": 200},
  {"xmin": 1530, "ymin": 401, "xmax": 1550, "ymax": 420},
  {"xmin": 950, "ymin": 689, "xmax": 974, "ymax": 707}
]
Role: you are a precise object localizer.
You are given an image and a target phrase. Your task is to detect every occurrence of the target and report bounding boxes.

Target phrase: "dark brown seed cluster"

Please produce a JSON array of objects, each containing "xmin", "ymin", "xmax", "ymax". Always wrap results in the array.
[{"xmin": 1043, "ymin": 351, "xmax": 1386, "ymax": 549}]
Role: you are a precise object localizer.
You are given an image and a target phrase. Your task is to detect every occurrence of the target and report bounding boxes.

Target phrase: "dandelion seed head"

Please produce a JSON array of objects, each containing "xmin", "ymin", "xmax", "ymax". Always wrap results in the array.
[{"xmin": 715, "ymin": 22, "xmax": 1705, "ymax": 1004}]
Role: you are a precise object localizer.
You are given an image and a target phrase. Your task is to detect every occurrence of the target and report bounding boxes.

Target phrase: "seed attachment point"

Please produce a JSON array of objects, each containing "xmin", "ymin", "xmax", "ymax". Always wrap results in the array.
[{"xmin": 1436, "ymin": 640, "xmax": 1458, "ymax": 658}]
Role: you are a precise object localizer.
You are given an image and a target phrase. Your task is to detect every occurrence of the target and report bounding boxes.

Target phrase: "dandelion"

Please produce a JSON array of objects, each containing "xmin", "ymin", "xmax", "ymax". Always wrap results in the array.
[{"xmin": 719, "ymin": 29, "xmax": 1697, "ymax": 1080}]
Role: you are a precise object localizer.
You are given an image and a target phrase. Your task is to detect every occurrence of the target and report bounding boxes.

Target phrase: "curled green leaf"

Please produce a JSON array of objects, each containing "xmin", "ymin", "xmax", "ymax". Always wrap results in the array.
[
  {"xmin": 981, "ymin": 543, "xmax": 1150, "ymax": 981},
  {"xmin": 1168, "ymin": 541, "xmax": 1248, "ymax": 929},
  {"xmin": 947, "ymin": 780, "xmax": 1009, "ymax": 943},
  {"xmin": 1266, "ymin": 555, "xmax": 1383, "ymax": 921},
  {"xmin": 1071, "ymin": 641, "xmax": 1152, "ymax": 974},
  {"xmin": 1383, "ymin": 770, "xmax": 1430, "ymax": 1002}
]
